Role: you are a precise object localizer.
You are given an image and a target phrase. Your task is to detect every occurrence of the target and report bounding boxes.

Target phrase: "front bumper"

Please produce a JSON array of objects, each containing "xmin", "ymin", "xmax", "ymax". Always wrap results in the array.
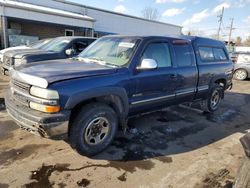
[{"xmin": 5, "ymin": 91, "xmax": 71, "ymax": 139}]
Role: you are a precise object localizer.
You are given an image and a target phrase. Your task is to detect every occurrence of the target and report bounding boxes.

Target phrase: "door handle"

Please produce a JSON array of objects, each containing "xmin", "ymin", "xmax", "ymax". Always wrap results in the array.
[{"xmin": 170, "ymin": 74, "xmax": 177, "ymax": 79}]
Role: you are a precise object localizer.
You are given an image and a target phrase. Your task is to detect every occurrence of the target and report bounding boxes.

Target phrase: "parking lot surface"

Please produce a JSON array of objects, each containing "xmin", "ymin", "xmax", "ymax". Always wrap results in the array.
[{"xmin": 0, "ymin": 75, "xmax": 250, "ymax": 188}]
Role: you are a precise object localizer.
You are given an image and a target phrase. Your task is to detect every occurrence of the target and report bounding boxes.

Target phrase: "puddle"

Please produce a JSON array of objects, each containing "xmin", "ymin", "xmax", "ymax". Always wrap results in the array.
[
  {"xmin": 105, "ymin": 122, "xmax": 207, "ymax": 162},
  {"xmin": 0, "ymin": 144, "xmax": 49, "ymax": 166},
  {"xmin": 205, "ymin": 109, "xmax": 238, "ymax": 123},
  {"xmin": 157, "ymin": 109, "xmax": 194, "ymax": 123},
  {"xmin": 0, "ymin": 120, "xmax": 18, "ymax": 141},
  {"xmin": 117, "ymin": 172, "xmax": 127, "ymax": 182},
  {"xmin": 25, "ymin": 155, "xmax": 172, "ymax": 187},
  {"xmin": 0, "ymin": 183, "xmax": 9, "ymax": 188},
  {"xmin": 57, "ymin": 182, "xmax": 66, "ymax": 188},
  {"xmin": 77, "ymin": 179, "xmax": 91, "ymax": 187}
]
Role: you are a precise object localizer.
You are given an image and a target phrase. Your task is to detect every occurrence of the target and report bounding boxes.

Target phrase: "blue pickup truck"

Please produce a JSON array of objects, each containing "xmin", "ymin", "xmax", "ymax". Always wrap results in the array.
[{"xmin": 5, "ymin": 35, "xmax": 234, "ymax": 156}]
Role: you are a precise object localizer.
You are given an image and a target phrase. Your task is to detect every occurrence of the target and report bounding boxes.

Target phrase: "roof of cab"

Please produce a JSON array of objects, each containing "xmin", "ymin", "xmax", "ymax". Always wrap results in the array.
[
  {"xmin": 102, "ymin": 35, "xmax": 225, "ymax": 47},
  {"xmin": 179, "ymin": 35, "xmax": 225, "ymax": 47},
  {"xmin": 53, "ymin": 36, "xmax": 97, "ymax": 40}
]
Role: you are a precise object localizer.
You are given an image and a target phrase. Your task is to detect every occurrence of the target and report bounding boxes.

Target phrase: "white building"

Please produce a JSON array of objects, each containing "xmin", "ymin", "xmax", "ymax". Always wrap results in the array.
[{"xmin": 0, "ymin": 0, "xmax": 182, "ymax": 48}]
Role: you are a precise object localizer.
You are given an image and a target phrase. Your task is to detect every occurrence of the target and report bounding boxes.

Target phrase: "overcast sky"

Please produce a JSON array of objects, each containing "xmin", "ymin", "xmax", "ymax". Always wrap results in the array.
[{"xmin": 70, "ymin": 0, "xmax": 250, "ymax": 40}]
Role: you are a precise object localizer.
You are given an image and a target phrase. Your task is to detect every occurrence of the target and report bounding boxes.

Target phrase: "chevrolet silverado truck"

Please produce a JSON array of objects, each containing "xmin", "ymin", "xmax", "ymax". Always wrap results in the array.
[
  {"xmin": 5, "ymin": 35, "xmax": 234, "ymax": 156},
  {"xmin": 1, "ymin": 36, "xmax": 95, "ymax": 75}
]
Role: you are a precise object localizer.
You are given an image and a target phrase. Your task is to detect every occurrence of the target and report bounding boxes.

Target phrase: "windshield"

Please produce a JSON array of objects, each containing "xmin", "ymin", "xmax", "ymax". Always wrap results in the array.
[
  {"xmin": 32, "ymin": 39, "xmax": 51, "ymax": 49},
  {"xmin": 28, "ymin": 39, "xmax": 51, "ymax": 49},
  {"xmin": 78, "ymin": 37, "xmax": 140, "ymax": 67},
  {"xmin": 40, "ymin": 38, "xmax": 70, "ymax": 52}
]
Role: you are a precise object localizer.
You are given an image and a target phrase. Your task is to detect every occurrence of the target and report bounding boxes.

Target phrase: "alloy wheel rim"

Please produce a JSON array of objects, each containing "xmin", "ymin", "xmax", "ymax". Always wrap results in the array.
[
  {"xmin": 211, "ymin": 90, "xmax": 220, "ymax": 109},
  {"xmin": 236, "ymin": 70, "xmax": 246, "ymax": 80}
]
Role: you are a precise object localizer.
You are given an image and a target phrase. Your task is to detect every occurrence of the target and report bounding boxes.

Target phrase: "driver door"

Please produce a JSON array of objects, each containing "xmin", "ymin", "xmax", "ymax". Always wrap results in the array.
[{"xmin": 130, "ymin": 40, "xmax": 178, "ymax": 112}]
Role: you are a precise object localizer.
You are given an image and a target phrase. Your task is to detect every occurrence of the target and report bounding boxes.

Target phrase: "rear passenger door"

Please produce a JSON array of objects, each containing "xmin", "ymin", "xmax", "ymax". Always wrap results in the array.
[{"xmin": 173, "ymin": 41, "xmax": 198, "ymax": 102}]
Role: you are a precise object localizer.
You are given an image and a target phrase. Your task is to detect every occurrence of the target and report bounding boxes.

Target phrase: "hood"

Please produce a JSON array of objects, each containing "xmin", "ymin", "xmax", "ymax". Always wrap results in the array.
[
  {"xmin": 15, "ymin": 59, "xmax": 118, "ymax": 87},
  {"xmin": 22, "ymin": 51, "xmax": 61, "ymax": 62},
  {"xmin": 4, "ymin": 48, "xmax": 45, "ymax": 58},
  {"xmin": 0, "ymin": 46, "xmax": 30, "ymax": 54}
]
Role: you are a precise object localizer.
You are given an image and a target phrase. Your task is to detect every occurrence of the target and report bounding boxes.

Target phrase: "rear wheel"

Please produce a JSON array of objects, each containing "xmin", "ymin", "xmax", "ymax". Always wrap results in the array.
[
  {"xmin": 201, "ymin": 84, "xmax": 223, "ymax": 112},
  {"xmin": 234, "ymin": 69, "xmax": 248, "ymax": 80},
  {"xmin": 69, "ymin": 103, "xmax": 118, "ymax": 156}
]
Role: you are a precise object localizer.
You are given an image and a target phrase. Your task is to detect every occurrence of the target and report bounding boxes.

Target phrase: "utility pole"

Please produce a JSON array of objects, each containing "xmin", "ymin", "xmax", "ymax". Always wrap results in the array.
[
  {"xmin": 217, "ymin": 7, "xmax": 224, "ymax": 40},
  {"xmin": 228, "ymin": 18, "xmax": 234, "ymax": 44}
]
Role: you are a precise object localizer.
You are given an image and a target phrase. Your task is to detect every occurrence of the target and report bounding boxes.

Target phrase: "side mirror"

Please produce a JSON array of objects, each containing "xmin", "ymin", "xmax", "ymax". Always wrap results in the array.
[
  {"xmin": 137, "ymin": 59, "xmax": 158, "ymax": 70},
  {"xmin": 65, "ymin": 49, "xmax": 73, "ymax": 56}
]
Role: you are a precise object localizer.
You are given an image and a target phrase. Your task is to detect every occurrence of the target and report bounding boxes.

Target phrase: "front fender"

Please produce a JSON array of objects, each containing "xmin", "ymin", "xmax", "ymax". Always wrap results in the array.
[{"xmin": 64, "ymin": 87, "xmax": 129, "ymax": 115}]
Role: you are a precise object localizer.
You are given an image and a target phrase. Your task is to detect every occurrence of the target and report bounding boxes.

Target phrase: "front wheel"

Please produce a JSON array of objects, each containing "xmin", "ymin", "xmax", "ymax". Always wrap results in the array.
[{"xmin": 69, "ymin": 103, "xmax": 118, "ymax": 156}]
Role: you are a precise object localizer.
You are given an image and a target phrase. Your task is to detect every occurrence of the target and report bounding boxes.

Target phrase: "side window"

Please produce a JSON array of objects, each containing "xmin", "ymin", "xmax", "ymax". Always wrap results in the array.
[
  {"xmin": 199, "ymin": 47, "xmax": 214, "ymax": 62},
  {"xmin": 174, "ymin": 44, "xmax": 193, "ymax": 67},
  {"xmin": 72, "ymin": 41, "xmax": 88, "ymax": 54},
  {"xmin": 142, "ymin": 42, "xmax": 172, "ymax": 68},
  {"xmin": 213, "ymin": 48, "xmax": 227, "ymax": 61}
]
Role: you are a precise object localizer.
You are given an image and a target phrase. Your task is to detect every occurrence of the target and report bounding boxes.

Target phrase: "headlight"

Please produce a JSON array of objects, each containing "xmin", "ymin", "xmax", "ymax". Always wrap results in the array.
[
  {"xmin": 30, "ymin": 101, "xmax": 60, "ymax": 113},
  {"xmin": 30, "ymin": 86, "xmax": 59, "ymax": 99},
  {"xmin": 14, "ymin": 58, "xmax": 22, "ymax": 67},
  {"xmin": 21, "ymin": 58, "xmax": 27, "ymax": 64}
]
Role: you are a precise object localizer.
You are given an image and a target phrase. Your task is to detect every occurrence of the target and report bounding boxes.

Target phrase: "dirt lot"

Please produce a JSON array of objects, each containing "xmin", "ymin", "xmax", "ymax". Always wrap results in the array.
[{"xmin": 0, "ymin": 75, "xmax": 250, "ymax": 188}]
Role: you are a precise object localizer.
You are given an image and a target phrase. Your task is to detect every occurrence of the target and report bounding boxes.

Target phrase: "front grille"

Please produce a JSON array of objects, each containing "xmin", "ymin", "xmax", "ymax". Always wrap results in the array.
[
  {"xmin": 11, "ymin": 79, "xmax": 31, "ymax": 107},
  {"xmin": 12, "ymin": 79, "xmax": 30, "ymax": 94},
  {"xmin": 3, "ymin": 56, "xmax": 13, "ymax": 66}
]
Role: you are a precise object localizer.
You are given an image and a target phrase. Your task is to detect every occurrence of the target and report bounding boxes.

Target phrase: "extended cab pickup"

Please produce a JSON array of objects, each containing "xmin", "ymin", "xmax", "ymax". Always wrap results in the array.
[{"xmin": 5, "ymin": 35, "xmax": 234, "ymax": 156}]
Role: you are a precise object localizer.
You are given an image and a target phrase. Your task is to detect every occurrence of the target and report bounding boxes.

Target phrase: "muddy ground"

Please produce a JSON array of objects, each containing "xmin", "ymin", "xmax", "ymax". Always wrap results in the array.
[{"xmin": 0, "ymin": 75, "xmax": 250, "ymax": 188}]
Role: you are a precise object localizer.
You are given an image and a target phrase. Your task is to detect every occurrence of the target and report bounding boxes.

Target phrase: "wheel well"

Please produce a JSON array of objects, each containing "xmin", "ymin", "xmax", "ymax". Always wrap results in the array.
[
  {"xmin": 214, "ymin": 78, "xmax": 226, "ymax": 88},
  {"xmin": 69, "ymin": 95, "xmax": 126, "ymax": 133}
]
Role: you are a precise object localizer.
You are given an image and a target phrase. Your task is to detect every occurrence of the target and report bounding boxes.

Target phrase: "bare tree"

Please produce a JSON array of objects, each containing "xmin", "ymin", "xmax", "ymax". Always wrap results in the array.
[
  {"xmin": 243, "ymin": 36, "xmax": 250, "ymax": 47},
  {"xmin": 235, "ymin": 36, "xmax": 242, "ymax": 46},
  {"xmin": 141, "ymin": 7, "xmax": 160, "ymax": 21},
  {"xmin": 183, "ymin": 29, "xmax": 205, "ymax": 37}
]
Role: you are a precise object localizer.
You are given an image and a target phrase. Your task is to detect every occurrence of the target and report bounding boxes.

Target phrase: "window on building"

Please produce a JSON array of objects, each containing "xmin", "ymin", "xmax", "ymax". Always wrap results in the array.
[
  {"xmin": 174, "ymin": 44, "xmax": 193, "ymax": 67},
  {"xmin": 142, "ymin": 42, "xmax": 172, "ymax": 68},
  {"xmin": 65, "ymin": 29, "xmax": 74, "ymax": 36},
  {"xmin": 199, "ymin": 47, "xmax": 214, "ymax": 62},
  {"xmin": 213, "ymin": 48, "xmax": 227, "ymax": 61}
]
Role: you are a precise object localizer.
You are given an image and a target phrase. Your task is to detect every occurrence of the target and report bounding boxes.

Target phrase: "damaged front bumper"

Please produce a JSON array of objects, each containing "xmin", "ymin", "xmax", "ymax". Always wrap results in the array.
[{"xmin": 5, "ymin": 92, "xmax": 70, "ymax": 140}]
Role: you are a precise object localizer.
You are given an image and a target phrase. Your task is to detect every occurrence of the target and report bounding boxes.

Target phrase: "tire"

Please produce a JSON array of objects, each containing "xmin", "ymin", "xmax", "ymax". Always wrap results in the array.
[
  {"xmin": 69, "ymin": 102, "xmax": 118, "ymax": 156},
  {"xmin": 201, "ymin": 84, "xmax": 223, "ymax": 113},
  {"xmin": 233, "ymin": 157, "xmax": 250, "ymax": 188},
  {"xmin": 234, "ymin": 69, "xmax": 248, "ymax": 81}
]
